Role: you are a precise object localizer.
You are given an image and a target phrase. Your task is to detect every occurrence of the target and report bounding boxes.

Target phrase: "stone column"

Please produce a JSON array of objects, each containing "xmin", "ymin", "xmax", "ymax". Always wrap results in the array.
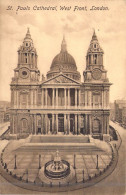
[
  {"xmin": 103, "ymin": 115, "xmax": 106, "ymax": 134},
  {"xmin": 14, "ymin": 90, "xmax": 16, "ymax": 107},
  {"xmin": 41, "ymin": 114, "xmax": 43, "ymax": 134},
  {"xmin": 64, "ymin": 114, "xmax": 67, "ymax": 134},
  {"xmin": 78, "ymin": 89, "xmax": 81, "ymax": 107},
  {"xmin": 30, "ymin": 90, "xmax": 32, "ymax": 107},
  {"xmin": 106, "ymin": 115, "xmax": 109, "ymax": 134},
  {"xmin": 16, "ymin": 91, "xmax": 18, "ymax": 107},
  {"xmin": 91, "ymin": 55, "xmax": 93, "ymax": 64},
  {"xmin": 18, "ymin": 53, "xmax": 20, "ymax": 64},
  {"xmin": 34, "ymin": 115, "xmax": 37, "ymax": 134},
  {"xmin": 56, "ymin": 88, "xmax": 58, "ymax": 107},
  {"xmin": 89, "ymin": 91, "xmax": 92, "ymax": 107},
  {"xmin": 67, "ymin": 114, "xmax": 70, "ymax": 134},
  {"xmin": 52, "ymin": 114, "xmax": 55, "ymax": 134},
  {"xmin": 53, "ymin": 88, "xmax": 55, "ymax": 107},
  {"xmin": 101, "ymin": 115, "xmax": 104, "ymax": 135},
  {"xmin": 78, "ymin": 115, "xmax": 81, "ymax": 134},
  {"xmin": 89, "ymin": 115, "xmax": 92, "ymax": 135},
  {"xmin": 45, "ymin": 114, "xmax": 48, "ymax": 134},
  {"xmin": 102, "ymin": 90, "xmax": 104, "ymax": 108},
  {"xmin": 34, "ymin": 89, "xmax": 36, "ymax": 105},
  {"xmin": 31, "ymin": 114, "xmax": 34, "ymax": 134},
  {"xmin": 75, "ymin": 89, "xmax": 77, "ymax": 107},
  {"xmin": 85, "ymin": 91, "xmax": 87, "ymax": 107},
  {"xmin": 34, "ymin": 54, "xmax": 35, "ymax": 66},
  {"xmin": 106, "ymin": 90, "xmax": 109, "ymax": 108},
  {"xmin": 45, "ymin": 88, "xmax": 48, "ymax": 107},
  {"xmin": 85, "ymin": 114, "xmax": 88, "ymax": 134},
  {"xmin": 68, "ymin": 89, "xmax": 70, "ymax": 107},
  {"xmin": 104, "ymin": 90, "xmax": 106, "ymax": 108},
  {"xmin": 41, "ymin": 89, "xmax": 43, "ymax": 107},
  {"xmin": 56, "ymin": 114, "xmax": 58, "ymax": 134},
  {"xmin": 75, "ymin": 114, "xmax": 77, "ymax": 134},
  {"xmin": 64, "ymin": 88, "xmax": 66, "ymax": 108}
]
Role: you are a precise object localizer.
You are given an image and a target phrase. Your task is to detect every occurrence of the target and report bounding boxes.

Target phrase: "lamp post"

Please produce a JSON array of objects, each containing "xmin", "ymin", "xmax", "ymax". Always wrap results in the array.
[
  {"xmin": 96, "ymin": 154, "xmax": 98, "ymax": 169},
  {"xmin": 26, "ymin": 169, "xmax": 28, "ymax": 183},
  {"xmin": 74, "ymin": 154, "xmax": 76, "ymax": 169},
  {"xmin": 39, "ymin": 154, "xmax": 41, "ymax": 169},
  {"xmin": 14, "ymin": 154, "xmax": 17, "ymax": 169},
  {"xmin": 83, "ymin": 169, "xmax": 84, "ymax": 182}
]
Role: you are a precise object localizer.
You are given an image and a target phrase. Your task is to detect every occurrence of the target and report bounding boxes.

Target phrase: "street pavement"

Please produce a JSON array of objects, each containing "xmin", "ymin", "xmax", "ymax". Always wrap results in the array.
[{"xmin": 0, "ymin": 121, "xmax": 125, "ymax": 195}]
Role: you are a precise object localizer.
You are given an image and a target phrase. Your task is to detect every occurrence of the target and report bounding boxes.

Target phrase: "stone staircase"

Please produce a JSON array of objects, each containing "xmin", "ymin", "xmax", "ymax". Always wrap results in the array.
[
  {"xmin": 14, "ymin": 135, "xmax": 106, "ymax": 154},
  {"xmin": 30, "ymin": 135, "xmax": 89, "ymax": 144},
  {"xmin": 15, "ymin": 143, "xmax": 105, "ymax": 154}
]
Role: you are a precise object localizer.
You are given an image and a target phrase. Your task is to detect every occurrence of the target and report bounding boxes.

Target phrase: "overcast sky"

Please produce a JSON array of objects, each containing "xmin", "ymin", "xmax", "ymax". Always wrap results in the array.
[{"xmin": 0, "ymin": 0, "xmax": 126, "ymax": 102}]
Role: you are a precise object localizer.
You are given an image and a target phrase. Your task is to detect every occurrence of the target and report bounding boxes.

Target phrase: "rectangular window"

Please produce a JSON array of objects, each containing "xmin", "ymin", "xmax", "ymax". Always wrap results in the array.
[{"xmin": 21, "ymin": 94, "xmax": 27, "ymax": 106}]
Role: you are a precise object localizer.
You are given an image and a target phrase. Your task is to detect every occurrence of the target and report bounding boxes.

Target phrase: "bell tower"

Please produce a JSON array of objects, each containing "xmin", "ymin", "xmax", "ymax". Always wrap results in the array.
[
  {"xmin": 10, "ymin": 28, "xmax": 41, "ymax": 135},
  {"xmin": 84, "ymin": 30, "xmax": 109, "ymax": 83},
  {"xmin": 82, "ymin": 31, "xmax": 112, "ymax": 140}
]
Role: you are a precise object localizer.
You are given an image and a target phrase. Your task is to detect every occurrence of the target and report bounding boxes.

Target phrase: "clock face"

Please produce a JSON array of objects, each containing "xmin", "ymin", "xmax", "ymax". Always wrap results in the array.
[
  {"xmin": 20, "ymin": 68, "xmax": 29, "ymax": 79},
  {"xmin": 92, "ymin": 69, "xmax": 102, "ymax": 80}
]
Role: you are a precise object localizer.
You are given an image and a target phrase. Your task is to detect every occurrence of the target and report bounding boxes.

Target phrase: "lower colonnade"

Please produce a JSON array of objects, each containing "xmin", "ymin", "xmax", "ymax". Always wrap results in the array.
[{"xmin": 30, "ymin": 113, "xmax": 92, "ymax": 135}]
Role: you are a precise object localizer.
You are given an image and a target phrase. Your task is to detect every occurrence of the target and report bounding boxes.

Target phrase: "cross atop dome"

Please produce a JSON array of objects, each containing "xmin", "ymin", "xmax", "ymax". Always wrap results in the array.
[
  {"xmin": 92, "ymin": 29, "xmax": 98, "ymax": 41},
  {"xmin": 61, "ymin": 35, "xmax": 67, "ymax": 52}
]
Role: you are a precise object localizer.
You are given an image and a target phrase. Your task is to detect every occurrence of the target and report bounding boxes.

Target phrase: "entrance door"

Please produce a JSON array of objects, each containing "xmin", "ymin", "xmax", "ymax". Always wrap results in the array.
[
  {"xmin": 58, "ymin": 114, "xmax": 64, "ymax": 132},
  {"xmin": 70, "ymin": 119, "xmax": 74, "ymax": 133},
  {"xmin": 38, "ymin": 128, "xmax": 41, "ymax": 134},
  {"xmin": 70, "ymin": 115, "xmax": 74, "ymax": 133},
  {"xmin": 48, "ymin": 114, "xmax": 52, "ymax": 133},
  {"xmin": 21, "ymin": 118, "xmax": 28, "ymax": 133}
]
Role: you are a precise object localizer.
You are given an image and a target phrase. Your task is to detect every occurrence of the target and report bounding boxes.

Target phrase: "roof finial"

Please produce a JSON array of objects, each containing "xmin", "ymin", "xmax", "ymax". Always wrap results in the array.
[
  {"xmin": 27, "ymin": 27, "xmax": 30, "ymax": 34},
  {"xmin": 61, "ymin": 34, "xmax": 67, "ymax": 52},
  {"xmin": 25, "ymin": 27, "xmax": 31, "ymax": 40}
]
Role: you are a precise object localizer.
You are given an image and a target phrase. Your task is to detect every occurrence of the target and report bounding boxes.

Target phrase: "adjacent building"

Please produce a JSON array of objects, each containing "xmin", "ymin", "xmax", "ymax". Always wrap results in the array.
[
  {"xmin": 0, "ymin": 101, "xmax": 10, "ymax": 124},
  {"xmin": 114, "ymin": 100, "xmax": 126, "ymax": 128},
  {"xmin": 10, "ymin": 29, "xmax": 111, "ymax": 139}
]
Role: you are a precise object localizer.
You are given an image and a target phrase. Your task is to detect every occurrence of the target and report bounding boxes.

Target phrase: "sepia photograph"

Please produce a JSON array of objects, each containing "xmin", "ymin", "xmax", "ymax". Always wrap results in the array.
[{"xmin": 0, "ymin": 0, "xmax": 126, "ymax": 194}]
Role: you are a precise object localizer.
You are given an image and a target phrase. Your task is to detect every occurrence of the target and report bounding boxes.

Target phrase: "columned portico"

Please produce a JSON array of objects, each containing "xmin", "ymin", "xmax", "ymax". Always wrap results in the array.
[{"xmin": 41, "ymin": 87, "xmax": 81, "ymax": 108}]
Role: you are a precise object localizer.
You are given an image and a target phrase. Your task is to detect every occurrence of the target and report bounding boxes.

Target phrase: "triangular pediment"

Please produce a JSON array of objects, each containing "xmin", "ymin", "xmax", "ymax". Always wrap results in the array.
[{"xmin": 42, "ymin": 73, "xmax": 81, "ymax": 85}]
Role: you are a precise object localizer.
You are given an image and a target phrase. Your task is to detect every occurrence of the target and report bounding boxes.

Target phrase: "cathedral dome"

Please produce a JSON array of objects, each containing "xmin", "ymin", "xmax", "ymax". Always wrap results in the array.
[
  {"xmin": 47, "ymin": 37, "xmax": 81, "ymax": 81},
  {"xmin": 51, "ymin": 51, "xmax": 77, "ymax": 72}
]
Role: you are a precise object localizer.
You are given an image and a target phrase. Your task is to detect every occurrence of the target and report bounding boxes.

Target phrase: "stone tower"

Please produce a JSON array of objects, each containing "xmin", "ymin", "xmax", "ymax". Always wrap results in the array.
[
  {"xmin": 10, "ymin": 29, "xmax": 40, "ymax": 135},
  {"xmin": 83, "ymin": 30, "xmax": 111, "ymax": 139}
]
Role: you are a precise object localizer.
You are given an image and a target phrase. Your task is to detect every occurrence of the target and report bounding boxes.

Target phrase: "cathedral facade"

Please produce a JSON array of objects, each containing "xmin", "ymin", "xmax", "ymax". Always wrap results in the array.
[{"xmin": 10, "ymin": 29, "xmax": 111, "ymax": 139}]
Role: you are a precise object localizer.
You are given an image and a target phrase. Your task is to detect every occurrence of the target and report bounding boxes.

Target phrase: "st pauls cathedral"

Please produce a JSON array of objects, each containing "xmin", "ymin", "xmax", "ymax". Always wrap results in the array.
[{"xmin": 10, "ymin": 29, "xmax": 111, "ymax": 140}]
